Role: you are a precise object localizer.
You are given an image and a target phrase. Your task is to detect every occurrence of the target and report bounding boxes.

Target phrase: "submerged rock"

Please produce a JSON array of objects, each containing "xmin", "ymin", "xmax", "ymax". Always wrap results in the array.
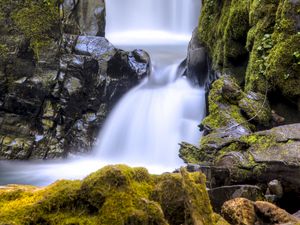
[{"xmin": 0, "ymin": 165, "xmax": 227, "ymax": 225}]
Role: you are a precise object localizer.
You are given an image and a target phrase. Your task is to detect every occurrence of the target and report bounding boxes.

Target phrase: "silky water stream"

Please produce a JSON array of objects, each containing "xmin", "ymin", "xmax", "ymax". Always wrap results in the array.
[{"xmin": 0, "ymin": 0, "xmax": 205, "ymax": 186}]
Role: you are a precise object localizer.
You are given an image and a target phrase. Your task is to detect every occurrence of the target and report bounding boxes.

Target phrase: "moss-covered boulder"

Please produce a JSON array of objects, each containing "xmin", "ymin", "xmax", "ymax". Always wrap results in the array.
[
  {"xmin": 0, "ymin": 165, "xmax": 228, "ymax": 225},
  {"xmin": 180, "ymin": 76, "xmax": 272, "ymax": 164}
]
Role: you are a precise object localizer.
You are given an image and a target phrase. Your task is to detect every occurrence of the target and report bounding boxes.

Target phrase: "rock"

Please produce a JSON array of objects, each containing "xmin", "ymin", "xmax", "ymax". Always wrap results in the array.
[
  {"xmin": 0, "ymin": 165, "xmax": 226, "ymax": 225},
  {"xmin": 268, "ymin": 180, "xmax": 283, "ymax": 198},
  {"xmin": 74, "ymin": 36, "xmax": 116, "ymax": 60},
  {"xmin": 62, "ymin": 0, "xmax": 106, "ymax": 36},
  {"xmin": 238, "ymin": 91, "xmax": 272, "ymax": 127},
  {"xmin": 254, "ymin": 201, "xmax": 299, "ymax": 225},
  {"xmin": 221, "ymin": 198, "xmax": 256, "ymax": 225},
  {"xmin": 221, "ymin": 198, "xmax": 300, "ymax": 225},
  {"xmin": 187, "ymin": 28, "xmax": 209, "ymax": 86},
  {"xmin": 209, "ymin": 185, "xmax": 264, "ymax": 213},
  {"xmin": 294, "ymin": 210, "xmax": 300, "ymax": 219},
  {"xmin": 0, "ymin": 15, "xmax": 151, "ymax": 159}
]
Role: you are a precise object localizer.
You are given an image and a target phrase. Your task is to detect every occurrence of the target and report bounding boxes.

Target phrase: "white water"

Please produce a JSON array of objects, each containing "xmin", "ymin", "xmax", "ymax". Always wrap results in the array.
[{"xmin": 0, "ymin": 0, "xmax": 204, "ymax": 186}]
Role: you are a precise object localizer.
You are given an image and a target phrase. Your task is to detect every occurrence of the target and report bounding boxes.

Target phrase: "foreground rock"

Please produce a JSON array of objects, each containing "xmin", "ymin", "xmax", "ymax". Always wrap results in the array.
[
  {"xmin": 0, "ymin": 165, "xmax": 228, "ymax": 225},
  {"xmin": 222, "ymin": 198, "xmax": 300, "ymax": 225}
]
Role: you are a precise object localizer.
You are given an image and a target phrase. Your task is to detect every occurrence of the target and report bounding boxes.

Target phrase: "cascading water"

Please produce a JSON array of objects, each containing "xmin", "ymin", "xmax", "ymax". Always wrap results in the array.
[
  {"xmin": 95, "ymin": 0, "xmax": 205, "ymax": 169},
  {"xmin": 0, "ymin": 0, "xmax": 205, "ymax": 186}
]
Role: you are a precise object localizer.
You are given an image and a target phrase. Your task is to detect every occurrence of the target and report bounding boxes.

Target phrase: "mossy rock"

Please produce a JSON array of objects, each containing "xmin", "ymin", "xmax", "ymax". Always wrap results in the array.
[{"xmin": 0, "ymin": 165, "xmax": 227, "ymax": 225}]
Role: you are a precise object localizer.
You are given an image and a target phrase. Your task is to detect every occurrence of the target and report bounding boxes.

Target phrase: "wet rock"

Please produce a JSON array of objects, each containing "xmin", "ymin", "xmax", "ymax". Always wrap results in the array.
[
  {"xmin": 62, "ymin": 0, "xmax": 105, "ymax": 36},
  {"xmin": 187, "ymin": 28, "xmax": 209, "ymax": 85},
  {"xmin": 209, "ymin": 185, "xmax": 264, "ymax": 213}
]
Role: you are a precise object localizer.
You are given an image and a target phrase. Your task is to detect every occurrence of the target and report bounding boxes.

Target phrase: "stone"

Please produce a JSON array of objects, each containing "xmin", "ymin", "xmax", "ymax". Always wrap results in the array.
[
  {"xmin": 254, "ymin": 201, "xmax": 299, "ymax": 224},
  {"xmin": 268, "ymin": 179, "xmax": 283, "ymax": 198},
  {"xmin": 62, "ymin": 0, "xmax": 106, "ymax": 36},
  {"xmin": 221, "ymin": 198, "xmax": 256, "ymax": 225},
  {"xmin": 74, "ymin": 36, "xmax": 116, "ymax": 60},
  {"xmin": 238, "ymin": 91, "xmax": 272, "ymax": 127},
  {"xmin": 209, "ymin": 185, "xmax": 264, "ymax": 213},
  {"xmin": 187, "ymin": 28, "xmax": 209, "ymax": 86},
  {"xmin": 221, "ymin": 198, "xmax": 300, "ymax": 225}
]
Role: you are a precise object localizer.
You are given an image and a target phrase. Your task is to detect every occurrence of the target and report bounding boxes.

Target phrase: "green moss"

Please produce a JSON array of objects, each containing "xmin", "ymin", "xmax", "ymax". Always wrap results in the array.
[
  {"xmin": 11, "ymin": 0, "xmax": 62, "ymax": 57},
  {"xmin": 199, "ymin": 0, "xmax": 300, "ymax": 103},
  {"xmin": 198, "ymin": 0, "xmax": 249, "ymax": 78},
  {"xmin": 0, "ymin": 165, "xmax": 224, "ymax": 225}
]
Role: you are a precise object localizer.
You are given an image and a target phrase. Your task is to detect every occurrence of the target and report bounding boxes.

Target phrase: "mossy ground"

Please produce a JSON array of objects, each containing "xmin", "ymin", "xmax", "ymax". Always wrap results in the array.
[{"xmin": 0, "ymin": 165, "xmax": 226, "ymax": 225}]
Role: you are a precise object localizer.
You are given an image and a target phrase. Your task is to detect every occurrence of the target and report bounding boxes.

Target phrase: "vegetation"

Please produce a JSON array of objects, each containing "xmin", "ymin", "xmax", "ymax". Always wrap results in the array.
[{"xmin": 0, "ymin": 0, "xmax": 62, "ymax": 57}]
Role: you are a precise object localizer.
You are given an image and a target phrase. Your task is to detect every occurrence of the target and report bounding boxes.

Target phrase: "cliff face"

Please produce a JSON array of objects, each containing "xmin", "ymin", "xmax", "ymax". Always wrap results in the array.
[{"xmin": 0, "ymin": 0, "xmax": 150, "ymax": 159}]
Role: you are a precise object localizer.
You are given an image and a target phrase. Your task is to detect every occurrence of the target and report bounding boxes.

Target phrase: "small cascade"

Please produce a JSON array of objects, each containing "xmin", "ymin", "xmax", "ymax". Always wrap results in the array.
[
  {"xmin": 95, "ymin": 63, "xmax": 205, "ymax": 168},
  {"xmin": 95, "ymin": 0, "xmax": 205, "ymax": 169}
]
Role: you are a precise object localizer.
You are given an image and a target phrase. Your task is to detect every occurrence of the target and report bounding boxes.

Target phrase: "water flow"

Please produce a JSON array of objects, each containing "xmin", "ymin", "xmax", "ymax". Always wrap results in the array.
[{"xmin": 0, "ymin": 0, "xmax": 204, "ymax": 186}]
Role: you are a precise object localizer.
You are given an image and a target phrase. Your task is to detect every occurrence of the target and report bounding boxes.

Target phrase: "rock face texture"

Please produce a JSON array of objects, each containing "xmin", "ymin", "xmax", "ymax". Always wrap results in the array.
[
  {"xmin": 0, "ymin": 165, "xmax": 229, "ymax": 225},
  {"xmin": 0, "ymin": 1, "xmax": 150, "ymax": 159}
]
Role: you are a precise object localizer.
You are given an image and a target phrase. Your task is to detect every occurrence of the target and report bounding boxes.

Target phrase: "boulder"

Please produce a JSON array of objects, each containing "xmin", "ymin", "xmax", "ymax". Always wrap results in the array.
[
  {"xmin": 209, "ymin": 185, "xmax": 264, "ymax": 213},
  {"xmin": 221, "ymin": 198, "xmax": 300, "ymax": 225}
]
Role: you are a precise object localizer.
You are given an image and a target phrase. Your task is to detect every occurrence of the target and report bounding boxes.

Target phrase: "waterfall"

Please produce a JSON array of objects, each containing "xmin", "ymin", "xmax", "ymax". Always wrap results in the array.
[
  {"xmin": 95, "ymin": 0, "xmax": 205, "ymax": 168},
  {"xmin": 106, "ymin": 0, "xmax": 201, "ymax": 45}
]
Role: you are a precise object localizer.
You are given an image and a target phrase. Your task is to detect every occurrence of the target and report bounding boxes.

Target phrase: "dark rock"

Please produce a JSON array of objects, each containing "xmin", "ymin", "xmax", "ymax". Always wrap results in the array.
[
  {"xmin": 0, "ymin": 0, "xmax": 152, "ymax": 159},
  {"xmin": 62, "ymin": 0, "xmax": 105, "ymax": 36},
  {"xmin": 186, "ymin": 28, "xmax": 209, "ymax": 86},
  {"xmin": 209, "ymin": 185, "xmax": 264, "ymax": 213}
]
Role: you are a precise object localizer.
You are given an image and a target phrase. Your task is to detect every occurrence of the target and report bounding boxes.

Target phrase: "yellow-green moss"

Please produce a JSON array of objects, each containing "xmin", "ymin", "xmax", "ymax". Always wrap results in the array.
[
  {"xmin": 0, "ymin": 165, "xmax": 225, "ymax": 225},
  {"xmin": 199, "ymin": 0, "xmax": 300, "ymax": 101},
  {"xmin": 198, "ymin": 0, "xmax": 249, "ymax": 78},
  {"xmin": 11, "ymin": 0, "xmax": 62, "ymax": 57}
]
